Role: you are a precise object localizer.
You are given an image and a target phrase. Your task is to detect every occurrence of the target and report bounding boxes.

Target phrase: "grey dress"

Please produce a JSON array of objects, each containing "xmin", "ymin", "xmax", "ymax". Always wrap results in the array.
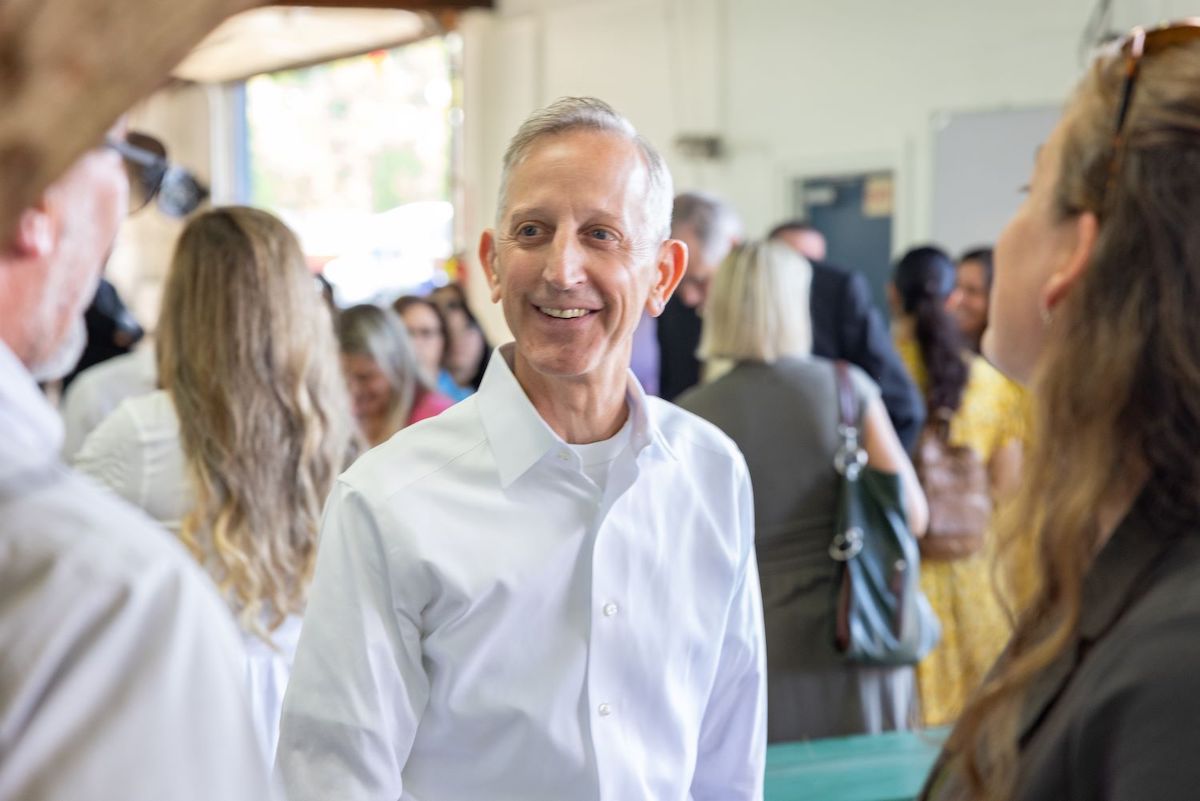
[{"xmin": 677, "ymin": 356, "xmax": 916, "ymax": 742}]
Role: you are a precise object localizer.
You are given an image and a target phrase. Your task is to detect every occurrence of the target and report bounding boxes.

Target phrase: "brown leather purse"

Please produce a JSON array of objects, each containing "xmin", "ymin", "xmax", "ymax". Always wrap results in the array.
[{"xmin": 915, "ymin": 409, "xmax": 992, "ymax": 560}]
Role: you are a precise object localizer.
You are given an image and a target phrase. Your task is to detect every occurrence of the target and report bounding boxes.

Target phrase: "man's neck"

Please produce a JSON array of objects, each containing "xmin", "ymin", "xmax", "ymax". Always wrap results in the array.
[{"xmin": 511, "ymin": 352, "xmax": 630, "ymax": 445}]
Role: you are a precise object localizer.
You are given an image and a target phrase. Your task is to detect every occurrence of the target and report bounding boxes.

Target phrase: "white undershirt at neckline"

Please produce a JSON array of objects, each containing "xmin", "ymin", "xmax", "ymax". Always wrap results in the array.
[{"xmin": 568, "ymin": 415, "xmax": 633, "ymax": 491}]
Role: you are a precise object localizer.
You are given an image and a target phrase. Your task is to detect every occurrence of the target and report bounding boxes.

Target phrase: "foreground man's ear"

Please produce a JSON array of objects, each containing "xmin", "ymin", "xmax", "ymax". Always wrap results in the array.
[
  {"xmin": 478, "ymin": 229, "xmax": 503, "ymax": 304},
  {"xmin": 647, "ymin": 238, "xmax": 687, "ymax": 316}
]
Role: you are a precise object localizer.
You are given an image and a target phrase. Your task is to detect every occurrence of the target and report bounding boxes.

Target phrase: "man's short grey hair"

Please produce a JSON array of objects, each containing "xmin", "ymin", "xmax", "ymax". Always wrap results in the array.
[
  {"xmin": 497, "ymin": 97, "xmax": 674, "ymax": 242},
  {"xmin": 671, "ymin": 191, "xmax": 744, "ymax": 266}
]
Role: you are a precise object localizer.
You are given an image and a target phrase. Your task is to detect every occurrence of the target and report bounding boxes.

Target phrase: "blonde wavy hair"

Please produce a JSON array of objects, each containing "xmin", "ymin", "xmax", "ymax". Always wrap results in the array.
[
  {"xmin": 941, "ymin": 37, "xmax": 1200, "ymax": 799},
  {"xmin": 158, "ymin": 206, "xmax": 356, "ymax": 640}
]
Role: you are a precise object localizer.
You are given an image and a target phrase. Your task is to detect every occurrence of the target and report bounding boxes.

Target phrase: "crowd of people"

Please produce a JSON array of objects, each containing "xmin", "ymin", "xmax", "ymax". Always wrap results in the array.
[{"xmin": 4, "ymin": 19, "xmax": 1200, "ymax": 801}]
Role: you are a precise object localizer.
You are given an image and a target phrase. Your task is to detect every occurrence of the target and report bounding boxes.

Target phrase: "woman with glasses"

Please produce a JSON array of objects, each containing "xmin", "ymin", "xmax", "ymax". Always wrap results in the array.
[
  {"xmin": 393, "ymin": 294, "xmax": 469, "ymax": 403},
  {"xmin": 336, "ymin": 304, "xmax": 454, "ymax": 447},
  {"xmin": 75, "ymin": 207, "xmax": 356, "ymax": 761},
  {"xmin": 677, "ymin": 240, "xmax": 928, "ymax": 742},
  {"xmin": 921, "ymin": 21, "xmax": 1200, "ymax": 801}
]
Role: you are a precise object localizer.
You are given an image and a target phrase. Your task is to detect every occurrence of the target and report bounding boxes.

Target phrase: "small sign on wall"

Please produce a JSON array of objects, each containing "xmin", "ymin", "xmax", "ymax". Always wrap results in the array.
[{"xmin": 862, "ymin": 174, "xmax": 894, "ymax": 218}]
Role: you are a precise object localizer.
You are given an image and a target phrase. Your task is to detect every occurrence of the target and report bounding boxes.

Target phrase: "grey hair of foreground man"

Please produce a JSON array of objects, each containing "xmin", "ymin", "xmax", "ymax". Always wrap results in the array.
[{"xmin": 495, "ymin": 96, "xmax": 674, "ymax": 242}]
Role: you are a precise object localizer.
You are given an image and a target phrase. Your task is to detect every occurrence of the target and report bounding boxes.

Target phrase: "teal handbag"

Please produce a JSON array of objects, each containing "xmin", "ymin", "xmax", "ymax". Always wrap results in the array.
[{"xmin": 830, "ymin": 362, "xmax": 941, "ymax": 666}]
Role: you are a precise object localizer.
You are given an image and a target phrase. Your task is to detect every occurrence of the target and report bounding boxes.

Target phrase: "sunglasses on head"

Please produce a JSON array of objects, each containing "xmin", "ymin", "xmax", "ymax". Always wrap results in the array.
[
  {"xmin": 1108, "ymin": 20, "xmax": 1200, "ymax": 182},
  {"xmin": 105, "ymin": 131, "xmax": 210, "ymax": 218}
]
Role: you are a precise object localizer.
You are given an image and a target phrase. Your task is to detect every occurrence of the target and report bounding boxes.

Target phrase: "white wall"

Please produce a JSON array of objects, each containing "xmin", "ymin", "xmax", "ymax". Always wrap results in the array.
[{"xmin": 459, "ymin": 0, "xmax": 1191, "ymax": 339}]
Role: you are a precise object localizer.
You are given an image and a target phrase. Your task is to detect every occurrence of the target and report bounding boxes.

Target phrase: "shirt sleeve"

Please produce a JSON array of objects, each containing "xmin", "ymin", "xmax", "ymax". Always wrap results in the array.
[
  {"xmin": 276, "ymin": 480, "xmax": 429, "ymax": 801},
  {"xmin": 690, "ymin": 458, "xmax": 767, "ymax": 801},
  {"xmin": 0, "ymin": 513, "xmax": 278, "ymax": 801},
  {"xmin": 72, "ymin": 400, "xmax": 144, "ymax": 507}
]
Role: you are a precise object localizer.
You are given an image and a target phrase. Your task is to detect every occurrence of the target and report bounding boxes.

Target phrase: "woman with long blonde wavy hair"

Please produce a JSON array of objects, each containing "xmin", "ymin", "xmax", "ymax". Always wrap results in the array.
[
  {"xmin": 76, "ymin": 206, "xmax": 356, "ymax": 760},
  {"xmin": 920, "ymin": 21, "xmax": 1200, "ymax": 801}
]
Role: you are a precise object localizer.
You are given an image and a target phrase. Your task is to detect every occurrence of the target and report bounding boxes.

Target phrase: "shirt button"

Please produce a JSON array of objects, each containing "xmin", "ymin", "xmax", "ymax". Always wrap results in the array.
[
  {"xmin": 598, "ymin": 703, "xmax": 612, "ymax": 717},
  {"xmin": 603, "ymin": 602, "xmax": 619, "ymax": 617},
  {"xmin": 557, "ymin": 451, "xmax": 570, "ymax": 462}
]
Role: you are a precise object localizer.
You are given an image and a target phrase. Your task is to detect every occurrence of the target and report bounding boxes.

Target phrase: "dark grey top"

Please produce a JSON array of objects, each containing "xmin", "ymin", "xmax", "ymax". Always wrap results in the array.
[
  {"xmin": 922, "ymin": 494, "xmax": 1200, "ymax": 800},
  {"xmin": 677, "ymin": 357, "xmax": 879, "ymax": 671}
]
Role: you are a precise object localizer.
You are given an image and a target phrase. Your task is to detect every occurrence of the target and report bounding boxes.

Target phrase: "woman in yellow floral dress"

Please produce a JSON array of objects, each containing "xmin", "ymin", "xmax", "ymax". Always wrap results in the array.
[{"xmin": 890, "ymin": 246, "xmax": 1025, "ymax": 727}]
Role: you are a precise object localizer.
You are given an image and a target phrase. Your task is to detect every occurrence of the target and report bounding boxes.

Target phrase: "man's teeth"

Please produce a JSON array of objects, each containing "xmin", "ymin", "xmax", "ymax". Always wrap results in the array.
[{"xmin": 540, "ymin": 307, "xmax": 590, "ymax": 319}]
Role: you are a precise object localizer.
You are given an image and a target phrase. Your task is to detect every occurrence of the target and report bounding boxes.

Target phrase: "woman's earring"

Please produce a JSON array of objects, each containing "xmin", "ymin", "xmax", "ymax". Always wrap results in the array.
[{"xmin": 1039, "ymin": 301, "xmax": 1054, "ymax": 326}]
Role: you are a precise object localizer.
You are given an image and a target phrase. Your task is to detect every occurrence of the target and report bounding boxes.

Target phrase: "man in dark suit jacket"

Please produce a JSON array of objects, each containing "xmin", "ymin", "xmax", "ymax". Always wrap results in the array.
[
  {"xmin": 655, "ymin": 192, "xmax": 742, "ymax": 401},
  {"xmin": 770, "ymin": 221, "xmax": 925, "ymax": 451}
]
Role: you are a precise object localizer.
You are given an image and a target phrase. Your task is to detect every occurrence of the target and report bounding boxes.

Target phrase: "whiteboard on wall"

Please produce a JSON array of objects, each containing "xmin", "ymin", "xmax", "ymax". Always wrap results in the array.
[{"xmin": 930, "ymin": 105, "xmax": 1061, "ymax": 257}]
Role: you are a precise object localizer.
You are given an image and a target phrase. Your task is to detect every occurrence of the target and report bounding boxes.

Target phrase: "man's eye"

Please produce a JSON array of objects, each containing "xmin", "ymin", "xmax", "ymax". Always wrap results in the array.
[
  {"xmin": 590, "ymin": 229, "xmax": 614, "ymax": 240},
  {"xmin": 518, "ymin": 224, "xmax": 540, "ymax": 237}
]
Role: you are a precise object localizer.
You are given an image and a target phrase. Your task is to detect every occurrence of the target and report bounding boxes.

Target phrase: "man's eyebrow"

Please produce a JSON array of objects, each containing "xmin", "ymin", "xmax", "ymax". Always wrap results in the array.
[{"xmin": 506, "ymin": 206, "xmax": 628, "ymax": 226}]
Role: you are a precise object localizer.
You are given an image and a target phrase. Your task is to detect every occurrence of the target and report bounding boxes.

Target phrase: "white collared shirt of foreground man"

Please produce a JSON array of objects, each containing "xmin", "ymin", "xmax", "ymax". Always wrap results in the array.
[{"xmin": 276, "ymin": 97, "xmax": 768, "ymax": 801}]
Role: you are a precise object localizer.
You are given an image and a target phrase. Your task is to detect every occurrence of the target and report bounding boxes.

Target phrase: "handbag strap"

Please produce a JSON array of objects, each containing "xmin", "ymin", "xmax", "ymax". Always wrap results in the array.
[
  {"xmin": 834, "ymin": 360, "xmax": 858, "ymax": 431},
  {"xmin": 832, "ymin": 361, "xmax": 867, "ymax": 481}
]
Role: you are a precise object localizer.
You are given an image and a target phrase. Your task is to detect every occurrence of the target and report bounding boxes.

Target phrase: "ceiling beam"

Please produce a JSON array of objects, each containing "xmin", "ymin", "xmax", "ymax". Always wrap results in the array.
[{"xmin": 271, "ymin": 0, "xmax": 492, "ymax": 8}]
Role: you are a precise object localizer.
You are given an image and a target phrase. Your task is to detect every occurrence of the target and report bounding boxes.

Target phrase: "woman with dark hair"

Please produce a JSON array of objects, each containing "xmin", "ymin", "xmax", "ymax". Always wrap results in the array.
[
  {"xmin": 922, "ymin": 22, "xmax": 1200, "ymax": 801},
  {"xmin": 393, "ymin": 294, "xmax": 470, "ymax": 403},
  {"xmin": 431, "ymin": 283, "xmax": 491, "ymax": 395},
  {"xmin": 890, "ymin": 245, "xmax": 1024, "ymax": 727},
  {"xmin": 947, "ymin": 248, "xmax": 994, "ymax": 353}
]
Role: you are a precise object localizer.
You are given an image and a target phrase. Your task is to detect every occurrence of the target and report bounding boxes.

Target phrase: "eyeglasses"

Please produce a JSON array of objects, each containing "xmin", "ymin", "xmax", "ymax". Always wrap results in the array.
[
  {"xmin": 105, "ymin": 131, "xmax": 210, "ymax": 217},
  {"xmin": 1109, "ymin": 20, "xmax": 1200, "ymax": 180}
]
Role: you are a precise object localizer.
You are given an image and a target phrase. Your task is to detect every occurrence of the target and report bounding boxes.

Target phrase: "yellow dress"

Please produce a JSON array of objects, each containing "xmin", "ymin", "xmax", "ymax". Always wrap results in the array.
[{"xmin": 896, "ymin": 339, "xmax": 1026, "ymax": 726}]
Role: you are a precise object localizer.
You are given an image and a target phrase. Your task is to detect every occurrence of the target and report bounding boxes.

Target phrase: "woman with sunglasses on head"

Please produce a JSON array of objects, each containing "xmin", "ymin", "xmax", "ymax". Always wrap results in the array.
[
  {"xmin": 921, "ymin": 21, "xmax": 1200, "ymax": 801},
  {"xmin": 75, "ymin": 207, "xmax": 357, "ymax": 762}
]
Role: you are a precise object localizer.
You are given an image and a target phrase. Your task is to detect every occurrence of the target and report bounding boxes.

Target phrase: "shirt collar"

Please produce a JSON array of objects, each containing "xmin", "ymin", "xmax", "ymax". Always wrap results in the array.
[
  {"xmin": 1079, "ymin": 492, "xmax": 1179, "ymax": 640},
  {"xmin": 476, "ymin": 343, "xmax": 676, "ymax": 489},
  {"xmin": 0, "ymin": 339, "xmax": 65, "ymax": 485}
]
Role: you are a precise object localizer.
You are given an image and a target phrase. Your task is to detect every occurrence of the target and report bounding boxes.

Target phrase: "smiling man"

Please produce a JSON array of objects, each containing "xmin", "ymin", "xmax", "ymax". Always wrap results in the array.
[{"xmin": 277, "ymin": 97, "xmax": 767, "ymax": 801}]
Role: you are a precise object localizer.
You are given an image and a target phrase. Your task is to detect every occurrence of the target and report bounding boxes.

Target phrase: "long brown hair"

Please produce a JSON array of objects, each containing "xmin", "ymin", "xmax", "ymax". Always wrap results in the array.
[
  {"xmin": 942, "ymin": 38, "xmax": 1200, "ymax": 799},
  {"xmin": 158, "ymin": 207, "xmax": 356, "ymax": 640}
]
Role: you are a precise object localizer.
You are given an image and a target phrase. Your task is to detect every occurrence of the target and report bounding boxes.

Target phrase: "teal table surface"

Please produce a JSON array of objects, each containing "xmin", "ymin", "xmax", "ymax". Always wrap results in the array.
[{"xmin": 764, "ymin": 727, "xmax": 950, "ymax": 801}]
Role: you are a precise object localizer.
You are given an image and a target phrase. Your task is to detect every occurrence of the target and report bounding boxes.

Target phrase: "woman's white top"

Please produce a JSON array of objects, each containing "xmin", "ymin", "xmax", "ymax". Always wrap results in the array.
[{"xmin": 75, "ymin": 389, "xmax": 302, "ymax": 761}]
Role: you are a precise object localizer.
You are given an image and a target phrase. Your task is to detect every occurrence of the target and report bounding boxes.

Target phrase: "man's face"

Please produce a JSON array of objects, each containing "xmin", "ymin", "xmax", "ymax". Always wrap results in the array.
[
  {"xmin": 6, "ymin": 144, "xmax": 127, "ymax": 379},
  {"xmin": 480, "ymin": 130, "xmax": 682, "ymax": 390}
]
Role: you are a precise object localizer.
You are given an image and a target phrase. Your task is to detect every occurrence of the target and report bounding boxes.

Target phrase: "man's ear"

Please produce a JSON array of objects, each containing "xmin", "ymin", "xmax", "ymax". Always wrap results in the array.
[
  {"xmin": 1041, "ymin": 211, "xmax": 1099, "ymax": 313},
  {"xmin": 478, "ymin": 229, "xmax": 503, "ymax": 303},
  {"xmin": 6, "ymin": 204, "xmax": 54, "ymax": 261},
  {"xmin": 645, "ymin": 239, "xmax": 687, "ymax": 317}
]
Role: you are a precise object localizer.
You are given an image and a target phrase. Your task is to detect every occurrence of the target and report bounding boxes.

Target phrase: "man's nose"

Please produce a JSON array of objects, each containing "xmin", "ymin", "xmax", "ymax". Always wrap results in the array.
[{"xmin": 542, "ymin": 231, "xmax": 587, "ymax": 289}]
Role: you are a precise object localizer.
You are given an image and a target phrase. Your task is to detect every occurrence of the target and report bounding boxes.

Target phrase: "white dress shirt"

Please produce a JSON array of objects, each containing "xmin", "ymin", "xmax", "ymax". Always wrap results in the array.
[
  {"xmin": 277, "ymin": 344, "xmax": 767, "ymax": 801},
  {"xmin": 59, "ymin": 346, "xmax": 157, "ymax": 461},
  {"xmin": 0, "ymin": 341, "xmax": 275, "ymax": 801},
  {"xmin": 74, "ymin": 389, "xmax": 303, "ymax": 760}
]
